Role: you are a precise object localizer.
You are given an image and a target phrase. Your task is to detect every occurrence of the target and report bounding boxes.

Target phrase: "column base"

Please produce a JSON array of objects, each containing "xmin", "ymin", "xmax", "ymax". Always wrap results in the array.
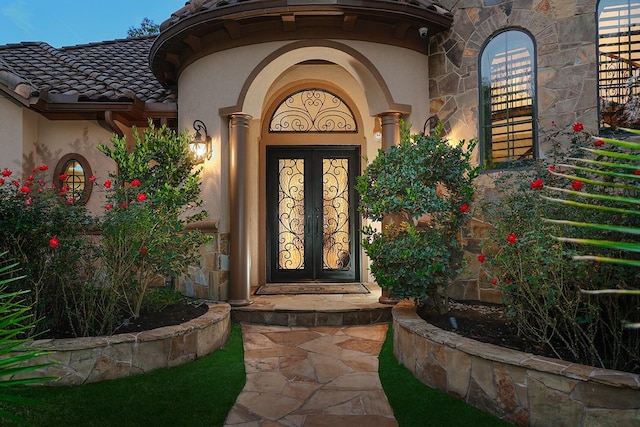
[
  {"xmin": 228, "ymin": 299, "xmax": 253, "ymax": 307},
  {"xmin": 378, "ymin": 288, "xmax": 400, "ymax": 305}
]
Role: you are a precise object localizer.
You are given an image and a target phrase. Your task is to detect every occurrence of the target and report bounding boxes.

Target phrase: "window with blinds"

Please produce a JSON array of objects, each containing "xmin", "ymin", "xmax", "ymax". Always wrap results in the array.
[
  {"xmin": 480, "ymin": 30, "xmax": 536, "ymax": 170},
  {"xmin": 598, "ymin": 0, "xmax": 640, "ymax": 129}
]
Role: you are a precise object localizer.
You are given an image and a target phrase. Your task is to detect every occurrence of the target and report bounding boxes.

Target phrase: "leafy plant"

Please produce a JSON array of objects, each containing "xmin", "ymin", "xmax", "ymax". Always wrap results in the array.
[
  {"xmin": 98, "ymin": 121, "xmax": 210, "ymax": 319},
  {"xmin": 356, "ymin": 122, "xmax": 478, "ymax": 313},
  {"xmin": 0, "ymin": 253, "xmax": 57, "ymax": 425}
]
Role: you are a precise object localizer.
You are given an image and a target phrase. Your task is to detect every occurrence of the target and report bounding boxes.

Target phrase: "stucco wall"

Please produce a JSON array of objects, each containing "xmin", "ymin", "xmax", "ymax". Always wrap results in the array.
[{"xmin": 0, "ymin": 97, "xmax": 25, "ymax": 173}]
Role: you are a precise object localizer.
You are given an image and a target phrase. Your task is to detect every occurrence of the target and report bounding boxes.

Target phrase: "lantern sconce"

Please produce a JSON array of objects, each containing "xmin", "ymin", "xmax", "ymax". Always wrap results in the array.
[{"xmin": 190, "ymin": 119, "xmax": 213, "ymax": 164}]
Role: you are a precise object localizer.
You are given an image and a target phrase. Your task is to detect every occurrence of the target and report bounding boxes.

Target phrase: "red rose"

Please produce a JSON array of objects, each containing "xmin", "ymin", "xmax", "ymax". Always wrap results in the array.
[
  {"xmin": 140, "ymin": 247, "xmax": 147, "ymax": 255},
  {"xmin": 477, "ymin": 255, "xmax": 485, "ymax": 263},
  {"xmin": 121, "ymin": 203, "xmax": 128, "ymax": 209},
  {"xmin": 38, "ymin": 179, "xmax": 45, "ymax": 186},
  {"xmin": 491, "ymin": 279, "xmax": 498, "ymax": 285},
  {"xmin": 507, "ymin": 233, "xmax": 517, "ymax": 244},
  {"xmin": 2, "ymin": 169, "xmax": 12, "ymax": 177},
  {"xmin": 89, "ymin": 175, "xmax": 96, "ymax": 182},
  {"xmin": 530, "ymin": 179, "xmax": 544, "ymax": 189},
  {"xmin": 0, "ymin": 179, "xmax": 4, "ymax": 185},
  {"xmin": 572, "ymin": 181, "xmax": 583, "ymax": 190},
  {"xmin": 551, "ymin": 121, "xmax": 556, "ymax": 127},
  {"xmin": 634, "ymin": 170, "xmax": 640, "ymax": 176},
  {"xmin": 548, "ymin": 165, "xmax": 555, "ymax": 172},
  {"xmin": 25, "ymin": 196, "xmax": 32, "ymax": 205},
  {"xmin": 131, "ymin": 179, "xmax": 141, "ymax": 187},
  {"xmin": 573, "ymin": 122, "xmax": 584, "ymax": 132},
  {"xmin": 39, "ymin": 164, "xmax": 48, "ymax": 171},
  {"xmin": 104, "ymin": 180, "xmax": 112, "ymax": 189},
  {"xmin": 27, "ymin": 175, "xmax": 33, "ymax": 181},
  {"xmin": 59, "ymin": 174, "xmax": 67, "ymax": 181},
  {"xmin": 19, "ymin": 186, "xmax": 30, "ymax": 193},
  {"xmin": 137, "ymin": 193, "xmax": 147, "ymax": 202},
  {"xmin": 594, "ymin": 139, "xmax": 604, "ymax": 147},
  {"xmin": 49, "ymin": 237, "xmax": 59, "ymax": 248},
  {"xmin": 459, "ymin": 203, "xmax": 469, "ymax": 213},
  {"xmin": 506, "ymin": 278, "xmax": 512, "ymax": 284},
  {"xmin": 38, "ymin": 188, "xmax": 43, "ymax": 193},
  {"xmin": 105, "ymin": 203, "xmax": 113, "ymax": 211},
  {"xmin": 12, "ymin": 180, "xmax": 19, "ymax": 187}
]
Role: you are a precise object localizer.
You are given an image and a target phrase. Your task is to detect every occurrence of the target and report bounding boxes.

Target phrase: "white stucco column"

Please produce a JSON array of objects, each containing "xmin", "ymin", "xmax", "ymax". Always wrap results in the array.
[
  {"xmin": 378, "ymin": 111, "xmax": 402, "ymax": 305},
  {"xmin": 228, "ymin": 113, "xmax": 252, "ymax": 306}
]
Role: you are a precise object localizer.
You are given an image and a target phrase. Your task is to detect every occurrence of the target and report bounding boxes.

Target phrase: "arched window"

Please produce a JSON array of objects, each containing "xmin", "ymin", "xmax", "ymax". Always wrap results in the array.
[
  {"xmin": 53, "ymin": 153, "xmax": 93, "ymax": 204},
  {"xmin": 269, "ymin": 88, "xmax": 357, "ymax": 133},
  {"xmin": 480, "ymin": 30, "xmax": 536, "ymax": 170},
  {"xmin": 598, "ymin": 0, "xmax": 640, "ymax": 129}
]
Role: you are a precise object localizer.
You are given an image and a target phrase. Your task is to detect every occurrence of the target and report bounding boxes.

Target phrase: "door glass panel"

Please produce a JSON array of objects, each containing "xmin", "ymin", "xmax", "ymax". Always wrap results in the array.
[
  {"xmin": 322, "ymin": 158, "xmax": 350, "ymax": 270},
  {"xmin": 278, "ymin": 159, "xmax": 305, "ymax": 270}
]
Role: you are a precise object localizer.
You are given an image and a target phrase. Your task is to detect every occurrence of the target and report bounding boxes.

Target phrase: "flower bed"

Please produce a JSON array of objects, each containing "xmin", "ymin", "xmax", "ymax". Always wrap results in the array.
[
  {"xmin": 392, "ymin": 301, "xmax": 640, "ymax": 426},
  {"xmin": 19, "ymin": 303, "xmax": 230, "ymax": 386}
]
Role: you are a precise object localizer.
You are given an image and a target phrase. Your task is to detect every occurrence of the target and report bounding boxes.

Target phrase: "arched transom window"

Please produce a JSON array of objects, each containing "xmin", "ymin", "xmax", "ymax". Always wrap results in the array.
[
  {"xmin": 480, "ymin": 30, "xmax": 537, "ymax": 170},
  {"xmin": 269, "ymin": 89, "xmax": 357, "ymax": 133},
  {"xmin": 598, "ymin": 0, "xmax": 640, "ymax": 129}
]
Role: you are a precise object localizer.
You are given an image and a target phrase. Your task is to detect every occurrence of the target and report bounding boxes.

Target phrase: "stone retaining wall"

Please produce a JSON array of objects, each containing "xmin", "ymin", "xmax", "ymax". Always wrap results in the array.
[
  {"xmin": 392, "ymin": 301, "xmax": 640, "ymax": 426},
  {"xmin": 20, "ymin": 303, "xmax": 231, "ymax": 386}
]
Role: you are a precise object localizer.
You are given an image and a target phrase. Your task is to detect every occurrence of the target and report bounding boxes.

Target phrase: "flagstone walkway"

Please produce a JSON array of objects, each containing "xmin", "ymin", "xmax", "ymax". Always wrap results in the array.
[{"xmin": 224, "ymin": 323, "xmax": 398, "ymax": 426}]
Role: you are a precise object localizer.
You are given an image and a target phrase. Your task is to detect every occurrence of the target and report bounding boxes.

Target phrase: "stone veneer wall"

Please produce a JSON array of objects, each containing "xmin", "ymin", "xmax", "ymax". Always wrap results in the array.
[
  {"xmin": 179, "ymin": 221, "xmax": 230, "ymax": 301},
  {"xmin": 433, "ymin": 0, "xmax": 600, "ymax": 304},
  {"xmin": 19, "ymin": 304, "xmax": 230, "ymax": 386},
  {"xmin": 392, "ymin": 301, "xmax": 640, "ymax": 426}
]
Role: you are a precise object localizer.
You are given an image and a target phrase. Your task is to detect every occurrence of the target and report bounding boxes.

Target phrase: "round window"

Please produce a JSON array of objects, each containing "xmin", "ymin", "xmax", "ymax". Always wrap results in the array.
[{"xmin": 54, "ymin": 154, "xmax": 93, "ymax": 204}]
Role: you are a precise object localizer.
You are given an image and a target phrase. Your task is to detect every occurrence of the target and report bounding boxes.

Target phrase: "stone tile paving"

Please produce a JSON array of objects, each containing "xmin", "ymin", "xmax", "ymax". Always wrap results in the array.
[{"xmin": 224, "ymin": 323, "xmax": 398, "ymax": 426}]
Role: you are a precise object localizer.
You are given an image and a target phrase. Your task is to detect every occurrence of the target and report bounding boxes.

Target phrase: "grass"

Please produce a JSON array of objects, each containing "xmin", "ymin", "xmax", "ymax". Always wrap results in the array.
[
  {"xmin": 2, "ymin": 322, "xmax": 510, "ymax": 426},
  {"xmin": 0, "ymin": 323, "xmax": 245, "ymax": 426},
  {"xmin": 378, "ymin": 324, "xmax": 512, "ymax": 427}
]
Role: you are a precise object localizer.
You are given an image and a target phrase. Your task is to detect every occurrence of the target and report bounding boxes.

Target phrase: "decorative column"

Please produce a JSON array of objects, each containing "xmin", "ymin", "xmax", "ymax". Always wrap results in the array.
[
  {"xmin": 378, "ymin": 112, "xmax": 402, "ymax": 305},
  {"xmin": 228, "ymin": 113, "xmax": 252, "ymax": 306}
]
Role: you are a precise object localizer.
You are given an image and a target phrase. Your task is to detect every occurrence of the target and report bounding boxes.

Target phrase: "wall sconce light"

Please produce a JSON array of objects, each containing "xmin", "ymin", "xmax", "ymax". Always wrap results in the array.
[
  {"xmin": 190, "ymin": 119, "xmax": 213, "ymax": 164},
  {"xmin": 373, "ymin": 116, "xmax": 382, "ymax": 141}
]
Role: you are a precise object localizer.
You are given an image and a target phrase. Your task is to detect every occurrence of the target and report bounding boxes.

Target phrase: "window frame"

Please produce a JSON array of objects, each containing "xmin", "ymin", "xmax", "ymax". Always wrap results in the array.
[
  {"xmin": 53, "ymin": 153, "xmax": 93, "ymax": 205},
  {"xmin": 478, "ymin": 28, "xmax": 538, "ymax": 171}
]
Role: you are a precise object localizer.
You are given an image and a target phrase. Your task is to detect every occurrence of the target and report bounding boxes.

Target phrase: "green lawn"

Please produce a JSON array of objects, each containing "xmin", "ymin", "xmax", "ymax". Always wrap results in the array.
[{"xmin": 2, "ymin": 322, "xmax": 510, "ymax": 426}]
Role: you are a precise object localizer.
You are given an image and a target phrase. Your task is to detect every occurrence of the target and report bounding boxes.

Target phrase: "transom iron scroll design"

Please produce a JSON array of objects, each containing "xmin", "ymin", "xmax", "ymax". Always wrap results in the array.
[{"xmin": 269, "ymin": 89, "xmax": 358, "ymax": 133}]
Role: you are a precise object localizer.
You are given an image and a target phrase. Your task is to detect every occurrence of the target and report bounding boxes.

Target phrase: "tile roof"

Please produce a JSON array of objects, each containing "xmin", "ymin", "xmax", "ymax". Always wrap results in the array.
[{"xmin": 0, "ymin": 36, "xmax": 175, "ymax": 104}]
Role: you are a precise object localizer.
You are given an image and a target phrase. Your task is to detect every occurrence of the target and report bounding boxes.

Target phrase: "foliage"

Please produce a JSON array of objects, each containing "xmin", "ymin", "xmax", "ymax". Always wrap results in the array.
[
  {"xmin": 98, "ymin": 122, "xmax": 210, "ymax": 319},
  {"xmin": 126, "ymin": 18, "xmax": 159, "ymax": 38},
  {"xmin": 0, "ymin": 253, "xmax": 57, "ymax": 425},
  {"xmin": 479, "ymin": 122, "xmax": 639, "ymax": 370},
  {"xmin": 1, "ymin": 323, "xmax": 245, "ymax": 426},
  {"xmin": 0, "ymin": 165, "xmax": 97, "ymax": 335},
  {"xmin": 356, "ymin": 122, "xmax": 478, "ymax": 313}
]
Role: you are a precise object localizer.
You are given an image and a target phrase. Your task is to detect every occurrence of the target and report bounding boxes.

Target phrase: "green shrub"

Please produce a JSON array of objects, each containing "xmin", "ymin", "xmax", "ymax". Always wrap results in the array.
[{"xmin": 357, "ymin": 123, "xmax": 478, "ymax": 313}]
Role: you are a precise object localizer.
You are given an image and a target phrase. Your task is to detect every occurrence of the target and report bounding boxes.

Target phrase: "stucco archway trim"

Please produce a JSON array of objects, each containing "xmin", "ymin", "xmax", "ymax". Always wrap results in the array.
[{"xmin": 218, "ymin": 40, "xmax": 411, "ymax": 118}]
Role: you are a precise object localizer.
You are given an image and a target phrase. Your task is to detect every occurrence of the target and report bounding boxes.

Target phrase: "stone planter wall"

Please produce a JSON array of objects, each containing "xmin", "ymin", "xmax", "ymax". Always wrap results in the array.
[
  {"xmin": 392, "ymin": 301, "xmax": 640, "ymax": 426},
  {"xmin": 20, "ymin": 303, "xmax": 231, "ymax": 386}
]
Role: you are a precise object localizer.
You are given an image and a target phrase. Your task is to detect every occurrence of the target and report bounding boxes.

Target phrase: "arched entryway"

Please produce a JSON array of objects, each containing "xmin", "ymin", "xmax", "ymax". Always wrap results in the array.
[{"xmin": 261, "ymin": 86, "xmax": 364, "ymax": 283}]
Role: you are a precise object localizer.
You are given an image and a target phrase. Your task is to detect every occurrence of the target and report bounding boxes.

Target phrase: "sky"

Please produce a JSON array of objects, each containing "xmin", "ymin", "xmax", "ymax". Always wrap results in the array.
[{"xmin": 0, "ymin": 0, "xmax": 183, "ymax": 47}]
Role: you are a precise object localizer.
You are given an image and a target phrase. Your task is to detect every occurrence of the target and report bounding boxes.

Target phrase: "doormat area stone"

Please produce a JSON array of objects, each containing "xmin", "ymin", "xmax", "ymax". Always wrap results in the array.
[{"xmin": 255, "ymin": 283, "xmax": 370, "ymax": 295}]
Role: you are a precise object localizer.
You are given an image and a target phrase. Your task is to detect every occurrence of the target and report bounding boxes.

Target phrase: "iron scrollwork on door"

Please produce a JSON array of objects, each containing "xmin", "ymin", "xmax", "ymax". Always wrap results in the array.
[{"xmin": 269, "ymin": 89, "xmax": 357, "ymax": 133}]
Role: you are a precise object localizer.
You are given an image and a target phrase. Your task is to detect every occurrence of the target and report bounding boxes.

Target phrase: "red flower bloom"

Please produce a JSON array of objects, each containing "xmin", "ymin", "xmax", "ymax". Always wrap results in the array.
[
  {"xmin": 506, "ymin": 278, "xmax": 512, "ymax": 284},
  {"xmin": 530, "ymin": 179, "xmax": 544, "ymax": 189},
  {"xmin": 594, "ymin": 139, "xmax": 604, "ymax": 147},
  {"xmin": 25, "ymin": 180, "xmax": 32, "ymax": 186},
  {"xmin": 39, "ymin": 164, "xmax": 48, "ymax": 171},
  {"xmin": 548, "ymin": 165, "xmax": 555, "ymax": 172},
  {"xmin": 12, "ymin": 180, "xmax": 19, "ymax": 187},
  {"xmin": 105, "ymin": 203, "xmax": 113, "ymax": 211},
  {"xmin": 459, "ymin": 203, "xmax": 469, "ymax": 213},
  {"xmin": 0, "ymin": 179, "xmax": 4, "ymax": 185},
  {"xmin": 572, "ymin": 180, "xmax": 583, "ymax": 191},
  {"xmin": 60, "ymin": 185, "xmax": 70, "ymax": 193},
  {"xmin": 2, "ymin": 169, "xmax": 12, "ymax": 177},
  {"xmin": 49, "ymin": 237, "xmax": 59, "ymax": 248},
  {"xmin": 38, "ymin": 179, "xmax": 45, "ymax": 186},
  {"xmin": 507, "ymin": 233, "xmax": 517, "ymax": 244},
  {"xmin": 551, "ymin": 120, "xmax": 556, "ymax": 127},
  {"xmin": 477, "ymin": 255, "xmax": 485, "ymax": 263},
  {"xmin": 89, "ymin": 175, "xmax": 96, "ymax": 182},
  {"xmin": 38, "ymin": 188, "xmax": 43, "ymax": 193},
  {"xmin": 19, "ymin": 186, "xmax": 30, "ymax": 193},
  {"xmin": 140, "ymin": 247, "xmax": 147, "ymax": 255},
  {"xmin": 25, "ymin": 196, "xmax": 32, "ymax": 205},
  {"xmin": 27, "ymin": 175, "xmax": 33, "ymax": 181},
  {"xmin": 491, "ymin": 279, "xmax": 498, "ymax": 285},
  {"xmin": 121, "ymin": 203, "xmax": 129, "ymax": 209},
  {"xmin": 59, "ymin": 174, "xmax": 68, "ymax": 181},
  {"xmin": 573, "ymin": 122, "xmax": 584, "ymax": 132},
  {"xmin": 137, "ymin": 193, "xmax": 147, "ymax": 202},
  {"xmin": 131, "ymin": 179, "xmax": 141, "ymax": 187},
  {"xmin": 634, "ymin": 170, "xmax": 640, "ymax": 176},
  {"xmin": 104, "ymin": 180, "xmax": 112, "ymax": 189}
]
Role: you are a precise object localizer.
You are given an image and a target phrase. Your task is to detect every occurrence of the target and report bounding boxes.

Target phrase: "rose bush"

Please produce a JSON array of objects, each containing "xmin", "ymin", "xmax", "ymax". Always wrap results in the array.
[{"xmin": 479, "ymin": 122, "xmax": 639, "ymax": 371}]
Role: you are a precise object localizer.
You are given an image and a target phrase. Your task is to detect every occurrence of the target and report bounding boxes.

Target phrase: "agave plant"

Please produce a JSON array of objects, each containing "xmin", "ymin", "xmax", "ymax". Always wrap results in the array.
[
  {"xmin": 0, "ymin": 253, "xmax": 57, "ymax": 424},
  {"xmin": 542, "ymin": 129, "xmax": 640, "ymax": 327}
]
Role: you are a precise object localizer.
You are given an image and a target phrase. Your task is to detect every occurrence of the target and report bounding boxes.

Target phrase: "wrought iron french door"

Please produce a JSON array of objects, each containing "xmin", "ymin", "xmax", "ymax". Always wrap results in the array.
[{"xmin": 267, "ymin": 146, "xmax": 360, "ymax": 282}]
